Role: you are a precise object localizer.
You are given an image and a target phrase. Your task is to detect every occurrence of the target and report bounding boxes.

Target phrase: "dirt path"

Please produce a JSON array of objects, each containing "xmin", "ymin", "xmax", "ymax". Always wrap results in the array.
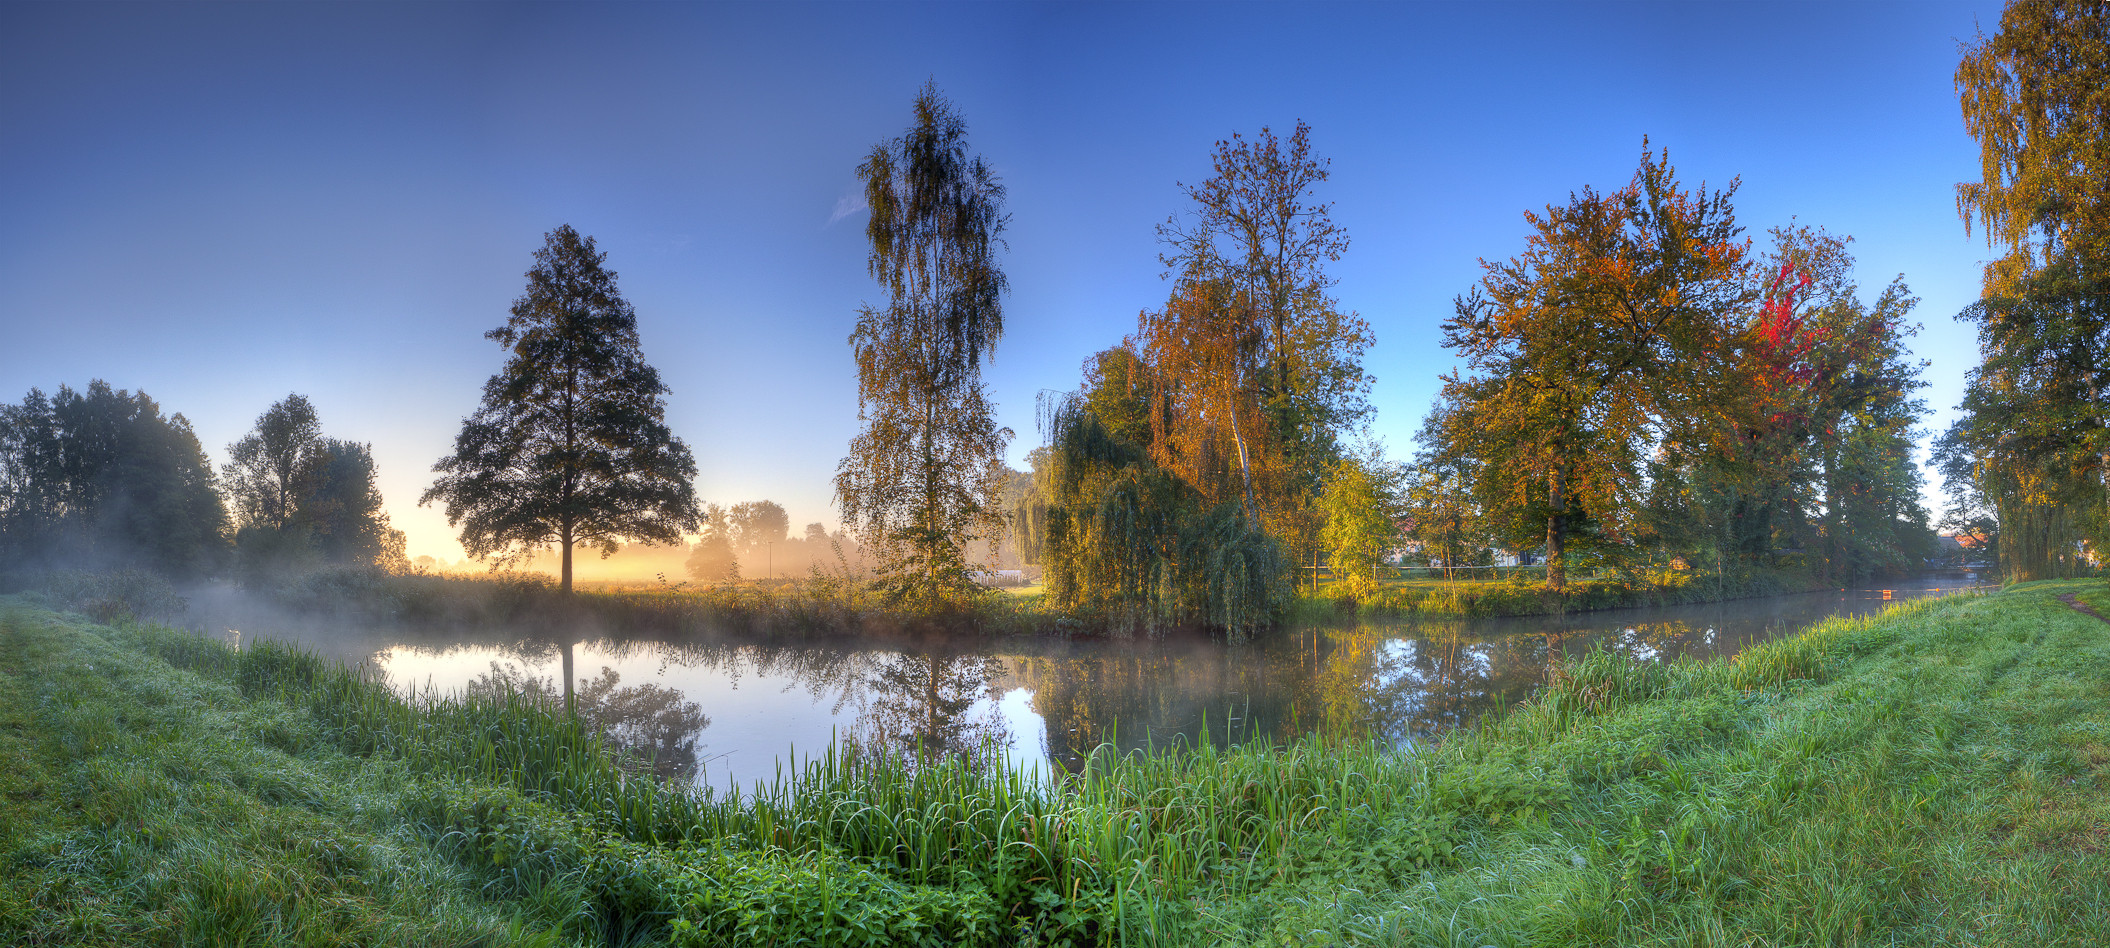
[{"xmin": 2060, "ymin": 592, "xmax": 2110, "ymax": 625}]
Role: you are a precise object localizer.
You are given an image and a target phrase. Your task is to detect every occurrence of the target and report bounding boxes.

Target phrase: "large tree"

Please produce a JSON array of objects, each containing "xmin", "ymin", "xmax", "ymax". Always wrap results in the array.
[
  {"xmin": 223, "ymin": 395, "xmax": 403, "ymax": 576},
  {"xmin": 1030, "ymin": 349, "xmax": 1290, "ymax": 639},
  {"xmin": 835, "ymin": 83, "xmax": 1013, "ymax": 606},
  {"xmin": 727, "ymin": 499, "xmax": 790, "ymax": 572},
  {"xmin": 222, "ymin": 394, "xmax": 322, "ymax": 533},
  {"xmin": 1942, "ymin": 0, "xmax": 2110, "ymax": 578},
  {"xmin": 424, "ymin": 225, "xmax": 702, "ymax": 593},
  {"xmin": 1429, "ymin": 146, "xmax": 1749, "ymax": 591},
  {"xmin": 300, "ymin": 439, "xmax": 405, "ymax": 569},
  {"xmin": 1144, "ymin": 121, "xmax": 1372, "ymax": 544}
]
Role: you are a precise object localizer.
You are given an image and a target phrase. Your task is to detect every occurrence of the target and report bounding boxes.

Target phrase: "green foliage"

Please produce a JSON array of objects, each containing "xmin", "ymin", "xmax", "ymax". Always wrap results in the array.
[
  {"xmin": 1138, "ymin": 122, "xmax": 1371, "ymax": 576},
  {"xmin": 836, "ymin": 82, "xmax": 1014, "ymax": 610},
  {"xmin": 1422, "ymin": 159, "xmax": 1935, "ymax": 589},
  {"xmin": 424, "ymin": 224, "xmax": 703, "ymax": 593},
  {"xmin": 1940, "ymin": 1, "xmax": 2110, "ymax": 581},
  {"xmin": 1033, "ymin": 374, "xmax": 1291, "ymax": 639},
  {"xmin": 1315, "ymin": 446, "xmax": 1402, "ymax": 600},
  {"xmin": 0, "ymin": 381, "xmax": 229, "ymax": 580},
  {"xmin": 1430, "ymin": 144, "xmax": 1749, "ymax": 591},
  {"xmin": 226, "ymin": 404, "xmax": 407, "ymax": 581}
]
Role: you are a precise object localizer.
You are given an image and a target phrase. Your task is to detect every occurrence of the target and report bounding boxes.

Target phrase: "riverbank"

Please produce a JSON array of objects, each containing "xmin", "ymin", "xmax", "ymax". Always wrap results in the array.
[
  {"xmin": 255, "ymin": 563, "xmax": 1871, "ymax": 639},
  {"xmin": 1302, "ymin": 564, "xmax": 1845, "ymax": 620},
  {"xmin": 6, "ymin": 581, "xmax": 2109, "ymax": 945}
]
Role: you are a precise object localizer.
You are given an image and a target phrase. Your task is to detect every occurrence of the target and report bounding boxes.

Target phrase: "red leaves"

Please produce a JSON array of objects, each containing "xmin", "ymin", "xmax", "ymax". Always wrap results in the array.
[{"xmin": 1756, "ymin": 261, "xmax": 1824, "ymax": 382}]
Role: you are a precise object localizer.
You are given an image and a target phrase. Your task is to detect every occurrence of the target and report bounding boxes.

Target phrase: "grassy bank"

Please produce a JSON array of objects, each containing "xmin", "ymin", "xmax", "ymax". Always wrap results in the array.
[
  {"xmin": 248, "ymin": 566, "xmax": 1056, "ymax": 640},
  {"xmin": 1302, "ymin": 565, "xmax": 1833, "ymax": 620},
  {"xmin": 238, "ymin": 562, "xmax": 1851, "ymax": 639},
  {"xmin": 6, "ymin": 580, "xmax": 2110, "ymax": 945}
]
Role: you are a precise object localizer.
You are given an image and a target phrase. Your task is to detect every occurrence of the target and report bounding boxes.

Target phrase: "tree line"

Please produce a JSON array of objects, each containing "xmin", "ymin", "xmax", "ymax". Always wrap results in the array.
[
  {"xmin": 1934, "ymin": 0, "xmax": 2109, "ymax": 582},
  {"xmin": 0, "ymin": 385, "xmax": 401, "ymax": 582}
]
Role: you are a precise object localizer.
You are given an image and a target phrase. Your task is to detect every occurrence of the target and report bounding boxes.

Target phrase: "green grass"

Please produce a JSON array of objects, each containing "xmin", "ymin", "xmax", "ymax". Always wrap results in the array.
[
  {"xmin": 0, "ymin": 604, "xmax": 562, "ymax": 946},
  {"xmin": 6, "ymin": 580, "xmax": 2110, "ymax": 945},
  {"xmin": 1302, "ymin": 564, "xmax": 1826, "ymax": 619}
]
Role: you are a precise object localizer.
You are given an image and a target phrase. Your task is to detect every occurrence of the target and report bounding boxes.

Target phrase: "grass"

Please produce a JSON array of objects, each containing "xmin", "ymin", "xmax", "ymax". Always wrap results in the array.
[
  {"xmin": 5, "ymin": 579, "xmax": 2110, "ymax": 945},
  {"xmin": 1303, "ymin": 563, "xmax": 1830, "ymax": 619},
  {"xmin": 257, "ymin": 561, "xmax": 1830, "ymax": 641}
]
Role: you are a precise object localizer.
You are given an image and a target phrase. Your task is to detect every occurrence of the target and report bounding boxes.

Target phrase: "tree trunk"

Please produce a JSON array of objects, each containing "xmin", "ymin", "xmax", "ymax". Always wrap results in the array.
[
  {"xmin": 1228, "ymin": 396, "xmax": 1256, "ymax": 520},
  {"xmin": 1546, "ymin": 465, "xmax": 1567, "ymax": 593},
  {"xmin": 559, "ymin": 524, "xmax": 574, "ymax": 717},
  {"xmin": 560, "ymin": 524, "xmax": 574, "ymax": 595}
]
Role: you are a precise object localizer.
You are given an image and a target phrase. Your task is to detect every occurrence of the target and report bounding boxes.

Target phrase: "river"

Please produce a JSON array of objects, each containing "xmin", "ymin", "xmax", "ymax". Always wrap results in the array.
[{"xmin": 193, "ymin": 572, "xmax": 1992, "ymax": 791}]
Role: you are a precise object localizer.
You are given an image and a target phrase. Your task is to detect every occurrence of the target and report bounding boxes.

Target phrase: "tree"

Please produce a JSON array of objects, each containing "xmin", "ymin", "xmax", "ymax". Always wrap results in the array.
[
  {"xmin": 684, "ymin": 504, "xmax": 740, "ymax": 583},
  {"xmin": 1032, "ymin": 350, "xmax": 1290, "ymax": 639},
  {"xmin": 1404, "ymin": 445, "xmax": 1489, "ymax": 582},
  {"xmin": 835, "ymin": 83, "xmax": 1013, "ymax": 606},
  {"xmin": 1956, "ymin": 0, "xmax": 2110, "ymax": 296},
  {"xmin": 1146, "ymin": 121, "xmax": 1372, "ymax": 543},
  {"xmin": 1941, "ymin": 0, "xmax": 2110, "ymax": 578},
  {"xmin": 424, "ymin": 225, "xmax": 702, "ymax": 593},
  {"xmin": 0, "ymin": 381, "xmax": 227, "ymax": 578},
  {"xmin": 224, "ymin": 396, "xmax": 404, "ymax": 576},
  {"xmin": 728, "ymin": 499, "xmax": 790, "ymax": 569},
  {"xmin": 300, "ymin": 439, "xmax": 406, "ymax": 569},
  {"xmin": 221, "ymin": 394, "xmax": 322, "ymax": 533},
  {"xmin": 1316, "ymin": 445, "xmax": 1403, "ymax": 599},
  {"xmin": 1430, "ymin": 145, "xmax": 1749, "ymax": 591}
]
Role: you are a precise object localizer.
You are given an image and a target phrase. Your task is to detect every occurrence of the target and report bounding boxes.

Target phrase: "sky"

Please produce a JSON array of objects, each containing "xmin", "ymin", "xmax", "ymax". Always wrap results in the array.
[{"xmin": 0, "ymin": 0, "xmax": 2002, "ymax": 563}]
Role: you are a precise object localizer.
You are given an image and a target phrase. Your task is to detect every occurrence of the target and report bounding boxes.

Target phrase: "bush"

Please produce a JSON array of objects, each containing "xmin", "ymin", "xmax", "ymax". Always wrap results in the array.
[{"xmin": 37, "ymin": 569, "xmax": 187, "ymax": 623}]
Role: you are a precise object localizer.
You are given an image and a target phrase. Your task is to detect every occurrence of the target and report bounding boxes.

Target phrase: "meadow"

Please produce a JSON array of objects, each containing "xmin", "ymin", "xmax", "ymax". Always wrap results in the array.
[{"xmin": 5, "ymin": 579, "xmax": 2108, "ymax": 946}]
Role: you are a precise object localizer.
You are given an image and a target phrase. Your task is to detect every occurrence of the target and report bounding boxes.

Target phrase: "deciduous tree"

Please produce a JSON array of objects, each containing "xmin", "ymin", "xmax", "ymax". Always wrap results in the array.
[
  {"xmin": 835, "ymin": 83, "xmax": 1013, "ymax": 606},
  {"xmin": 1145, "ymin": 121, "xmax": 1372, "ymax": 540},
  {"xmin": 1941, "ymin": 0, "xmax": 2110, "ymax": 578},
  {"xmin": 0, "ymin": 381, "xmax": 227, "ymax": 578},
  {"xmin": 222, "ymin": 394, "xmax": 321, "ymax": 533},
  {"xmin": 1431, "ymin": 145, "xmax": 1748, "ymax": 591}
]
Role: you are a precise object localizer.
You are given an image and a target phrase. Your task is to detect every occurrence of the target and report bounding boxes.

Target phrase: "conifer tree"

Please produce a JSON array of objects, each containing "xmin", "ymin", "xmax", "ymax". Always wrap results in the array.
[{"xmin": 425, "ymin": 225, "xmax": 701, "ymax": 593}]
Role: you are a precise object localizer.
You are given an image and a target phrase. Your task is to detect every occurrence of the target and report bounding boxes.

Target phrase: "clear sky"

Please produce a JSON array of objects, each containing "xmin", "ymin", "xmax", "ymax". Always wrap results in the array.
[{"xmin": 1, "ymin": 1, "xmax": 2000, "ymax": 562}]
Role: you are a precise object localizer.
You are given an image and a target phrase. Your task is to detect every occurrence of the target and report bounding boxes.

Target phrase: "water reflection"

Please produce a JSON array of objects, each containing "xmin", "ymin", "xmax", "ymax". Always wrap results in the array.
[
  {"xmin": 459, "ymin": 660, "xmax": 712, "ymax": 780},
  {"xmin": 191, "ymin": 576, "xmax": 1990, "ymax": 789},
  {"xmin": 850, "ymin": 651, "xmax": 1011, "ymax": 766}
]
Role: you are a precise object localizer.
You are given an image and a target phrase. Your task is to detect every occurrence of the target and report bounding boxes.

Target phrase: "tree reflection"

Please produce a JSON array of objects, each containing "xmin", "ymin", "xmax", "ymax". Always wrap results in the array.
[
  {"xmin": 464, "ymin": 661, "xmax": 711, "ymax": 780},
  {"xmin": 849, "ymin": 650, "xmax": 1010, "ymax": 767}
]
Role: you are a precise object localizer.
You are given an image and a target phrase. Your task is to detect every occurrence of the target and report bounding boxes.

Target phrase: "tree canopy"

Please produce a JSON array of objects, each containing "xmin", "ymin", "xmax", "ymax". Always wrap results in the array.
[
  {"xmin": 223, "ymin": 395, "xmax": 404, "ymax": 577},
  {"xmin": 0, "ymin": 381, "xmax": 227, "ymax": 579},
  {"xmin": 424, "ymin": 224, "xmax": 702, "ymax": 593},
  {"xmin": 1939, "ymin": 0, "xmax": 2110, "ymax": 580}
]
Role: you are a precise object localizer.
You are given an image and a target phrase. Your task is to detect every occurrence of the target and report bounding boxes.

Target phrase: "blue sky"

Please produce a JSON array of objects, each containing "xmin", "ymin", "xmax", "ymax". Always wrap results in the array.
[{"xmin": 0, "ymin": 1, "xmax": 1999, "ymax": 561}]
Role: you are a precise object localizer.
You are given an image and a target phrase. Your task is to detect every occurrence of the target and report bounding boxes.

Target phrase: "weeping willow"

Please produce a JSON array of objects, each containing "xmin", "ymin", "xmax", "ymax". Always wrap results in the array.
[{"xmin": 1033, "ymin": 391, "xmax": 1289, "ymax": 641}]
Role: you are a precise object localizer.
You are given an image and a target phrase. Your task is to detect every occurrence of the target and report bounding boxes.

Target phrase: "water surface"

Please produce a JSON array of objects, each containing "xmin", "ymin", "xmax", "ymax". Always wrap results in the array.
[{"xmin": 196, "ymin": 573, "xmax": 1989, "ymax": 789}]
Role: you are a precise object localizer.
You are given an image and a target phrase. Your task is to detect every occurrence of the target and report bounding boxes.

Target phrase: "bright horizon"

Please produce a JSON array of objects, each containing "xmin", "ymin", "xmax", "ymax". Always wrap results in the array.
[{"xmin": 2, "ymin": 1, "xmax": 1999, "ymax": 564}]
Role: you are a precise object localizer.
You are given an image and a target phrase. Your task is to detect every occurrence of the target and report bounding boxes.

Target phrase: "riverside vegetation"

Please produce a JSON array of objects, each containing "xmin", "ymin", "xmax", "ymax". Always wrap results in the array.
[
  {"xmin": 6, "ymin": 579, "xmax": 2110, "ymax": 946},
  {"xmin": 239, "ymin": 558, "xmax": 1835, "ymax": 641}
]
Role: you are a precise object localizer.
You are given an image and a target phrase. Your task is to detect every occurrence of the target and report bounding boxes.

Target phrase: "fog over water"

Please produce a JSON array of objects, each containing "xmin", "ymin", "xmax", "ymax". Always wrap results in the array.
[{"xmin": 190, "ymin": 574, "xmax": 1991, "ymax": 790}]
